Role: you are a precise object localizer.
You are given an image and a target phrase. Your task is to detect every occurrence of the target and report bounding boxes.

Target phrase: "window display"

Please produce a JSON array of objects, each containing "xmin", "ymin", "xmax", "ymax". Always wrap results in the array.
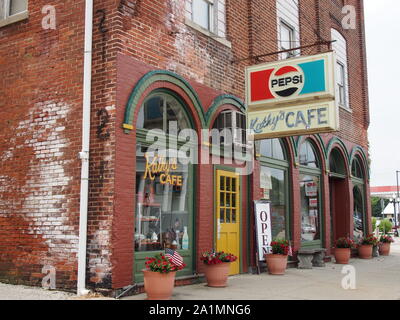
[
  {"xmin": 260, "ymin": 166, "xmax": 287, "ymax": 239},
  {"xmin": 135, "ymin": 146, "xmax": 191, "ymax": 252},
  {"xmin": 300, "ymin": 175, "xmax": 321, "ymax": 242}
]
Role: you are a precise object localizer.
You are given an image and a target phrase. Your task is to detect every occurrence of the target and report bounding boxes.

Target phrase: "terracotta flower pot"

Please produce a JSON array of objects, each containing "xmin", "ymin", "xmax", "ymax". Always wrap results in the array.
[
  {"xmin": 379, "ymin": 242, "xmax": 391, "ymax": 256},
  {"xmin": 204, "ymin": 262, "xmax": 230, "ymax": 287},
  {"xmin": 143, "ymin": 270, "xmax": 176, "ymax": 300},
  {"xmin": 358, "ymin": 244, "xmax": 373, "ymax": 259},
  {"xmin": 265, "ymin": 254, "xmax": 288, "ymax": 275},
  {"xmin": 334, "ymin": 248, "xmax": 351, "ymax": 264}
]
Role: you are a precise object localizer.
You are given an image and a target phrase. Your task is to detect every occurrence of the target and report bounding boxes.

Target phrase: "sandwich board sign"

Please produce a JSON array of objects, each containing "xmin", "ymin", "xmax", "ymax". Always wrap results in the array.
[{"xmin": 254, "ymin": 200, "xmax": 272, "ymax": 261}]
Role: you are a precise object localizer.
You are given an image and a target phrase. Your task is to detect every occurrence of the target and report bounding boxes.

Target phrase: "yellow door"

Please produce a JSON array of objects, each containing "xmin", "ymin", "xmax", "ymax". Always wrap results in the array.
[{"xmin": 216, "ymin": 170, "xmax": 240, "ymax": 275}]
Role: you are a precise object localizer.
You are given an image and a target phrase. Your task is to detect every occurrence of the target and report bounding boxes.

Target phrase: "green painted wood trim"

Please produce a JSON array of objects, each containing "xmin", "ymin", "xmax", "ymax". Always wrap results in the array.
[
  {"xmin": 349, "ymin": 146, "xmax": 370, "ymax": 180},
  {"xmin": 205, "ymin": 94, "xmax": 246, "ymax": 127},
  {"xmin": 326, "ymin": 137, "xmax": 350, "ymax": 163},
  {"xmin": 123, "ymin": 70, "xmax": 206, "ymax": 132}
]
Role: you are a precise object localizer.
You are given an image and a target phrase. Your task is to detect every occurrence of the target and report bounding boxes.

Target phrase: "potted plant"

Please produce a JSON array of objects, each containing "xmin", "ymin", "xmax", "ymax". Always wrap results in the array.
[
  {"xmin": 200, "ymin": 251, "xmax": 237, "ymax": 287},
  {"xmin": 379, "ymin": 234, "xmax": 394, "ymax": 256},
  {"xmin": 358, "ymin": 234, "xmax": 378, "ymax": 259},
  {"xmin": 143, "ymin": 253, "xmax": 186, "ymax": 300},
  {"xmin": 265, "ymin": 239, "xmax": 290, "ymax": 275},
  {"xmin": 334, "ymin": 237, "xmax": 355, "ymax": 264}
]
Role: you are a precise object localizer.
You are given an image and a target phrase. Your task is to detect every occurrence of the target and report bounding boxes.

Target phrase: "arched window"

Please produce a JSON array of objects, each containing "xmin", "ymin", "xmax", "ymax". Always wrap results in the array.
[
  {"xmin": 299, "ymin": 140, "xmax": 320, "ymax": 168},
  {"xmin": 136, "ymin": 93, "xmax": 191, "ymax": 134},
  {"xmin": 351, "ymin": 155, "xmax": 366, "ymax": 239},
  {"xmin": 329, "ymin": 148, "xmax": 346, "ymax": 176},
  {"xmin": 134, "ymin": 91, "xmax": 194, "ymax": 282},
  {"xmin": 299, "ymin": 139, "xmax": 322, "ymax": 245},
  {"xmin": 258, "ymin": 139, "xmax": 290, "ymax": 240},
  {"xmin": 351, "ymin": 157, "xmax": 364, "ymax": 179},
  {"xmin": 211, "ymin": 109, "xmax": 246, "ymax": 146},
  {"xmin": 259, "ymin": 139, "xmax": 285, "ymax": 160}
]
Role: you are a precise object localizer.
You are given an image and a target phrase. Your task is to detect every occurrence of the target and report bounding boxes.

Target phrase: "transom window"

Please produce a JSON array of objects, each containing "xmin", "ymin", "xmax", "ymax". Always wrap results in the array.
[
  {"xmin": 0, "ymin": 0, "xmax": 27, "ymax": 20},
  {"xmin": 351, "ymin": 157, "xmax": 364, "ymax": 179},
  {"xmin": 299, "ymin": 140, "xmax": 320, "ymax": 168},
  {"xmin": 259, "ymin": 139, "xmax": 286, "ymax": 161},
  {"xmin": 329, "ymin": 148, "xmax": 346, "ymax": 175},
  {"xmin": 136, "ymin": 93, "xmax": 191, "ymax": 135},
  {"xmin": 211, "ymin": 110, "xmax": 247, "ymax": 147}
]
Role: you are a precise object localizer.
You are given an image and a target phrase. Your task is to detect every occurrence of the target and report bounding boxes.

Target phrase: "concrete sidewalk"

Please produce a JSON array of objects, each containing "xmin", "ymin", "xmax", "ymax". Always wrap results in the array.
[
  {"xmin": 1, "ymin": 240, "xmax": 399, "ymax": 300},
  {"xmin": 124, "ymin": 239, "xmax": 400, "ymax": 300}
]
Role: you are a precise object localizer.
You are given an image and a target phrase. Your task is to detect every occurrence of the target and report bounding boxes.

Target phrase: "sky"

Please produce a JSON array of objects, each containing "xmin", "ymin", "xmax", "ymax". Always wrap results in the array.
[{"xmin": 364, "ymin": 0, "xmax": 400, "ymax": 187}]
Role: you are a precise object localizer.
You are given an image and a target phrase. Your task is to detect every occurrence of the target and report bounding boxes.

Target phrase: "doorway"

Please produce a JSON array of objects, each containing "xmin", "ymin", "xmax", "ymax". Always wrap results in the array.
[{"xmin": 216, "ymin": 170, "xmax": 240, "ymax": 275}]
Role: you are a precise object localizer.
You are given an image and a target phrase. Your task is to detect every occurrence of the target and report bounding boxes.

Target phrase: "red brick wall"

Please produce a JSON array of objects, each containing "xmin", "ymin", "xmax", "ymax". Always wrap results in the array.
[{"xmin": 0, "ymin": 0, "xmax": 370, "ymax": 291}]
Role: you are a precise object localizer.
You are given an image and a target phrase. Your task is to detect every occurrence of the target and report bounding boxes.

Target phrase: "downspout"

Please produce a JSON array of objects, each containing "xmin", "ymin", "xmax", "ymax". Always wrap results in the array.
[{"xmin": 77, "ymin": 0, "xmax": 93, "ymax": 296}]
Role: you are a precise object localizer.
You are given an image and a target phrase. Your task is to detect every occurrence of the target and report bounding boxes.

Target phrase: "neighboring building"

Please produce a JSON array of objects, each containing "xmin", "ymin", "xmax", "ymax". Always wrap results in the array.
[
  {"xmin": 371, "ymin": 186, "xmax": 399, "ymax": 199},
  {"xmin": 0, "ymin": 0, "xmax": 371, "ymax": 294}
]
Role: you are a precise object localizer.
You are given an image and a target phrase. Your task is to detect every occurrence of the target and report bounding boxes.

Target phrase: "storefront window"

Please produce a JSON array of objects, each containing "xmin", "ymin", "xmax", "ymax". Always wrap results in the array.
[
  {"xmin": 135, "ymin": 146, "xmax": 191, "ymax": 252},
  {"xmin": 134, "ymin": 91, "xmax": 195, "ymax": 282},
  {"xmin": 299, "ymin": 139, "xmax": 322, "ymax": 243},
  {"xmin": 300, "ymin": 175, "xmax": 321, "ymax": 242},
  {"xmin": 259, "ymin": 138, "xmax": 289, "ymax": 240},
  {"xmin": 353, "ymin": 186, "xmax": 365, "ymax": 240},
  {"xmin": 352, "ymin": 156, "xmax": 366, "ymax": 240},
  {"xmin": 260, "ymin": 166, "xmax": 287, "ymax": 239}
]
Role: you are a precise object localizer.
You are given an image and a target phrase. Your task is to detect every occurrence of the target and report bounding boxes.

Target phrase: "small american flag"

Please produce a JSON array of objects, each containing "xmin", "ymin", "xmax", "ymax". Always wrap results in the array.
[
  {"xmin": 288, "ymin": 242, "xmax": 293, "ymax": 257},
  {"xmin": 165, "ymin": 248, "xmax": 184, "ymax": 266}
]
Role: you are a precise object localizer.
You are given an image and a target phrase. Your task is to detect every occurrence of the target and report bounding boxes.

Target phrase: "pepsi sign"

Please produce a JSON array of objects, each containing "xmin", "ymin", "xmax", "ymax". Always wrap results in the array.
[
  {"xmin": 246, "ymin": 52, "xmax": 339, "ymax": 139},
  {"xmin": 246, "ymin": 52, "xmax": 336, "ymax": 110}
]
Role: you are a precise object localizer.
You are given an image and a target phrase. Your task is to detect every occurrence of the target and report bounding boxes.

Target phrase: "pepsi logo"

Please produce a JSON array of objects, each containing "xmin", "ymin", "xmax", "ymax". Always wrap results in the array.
[{"xmin": 270, "ymin": 66, "xmax": 304, "ymax": 98}]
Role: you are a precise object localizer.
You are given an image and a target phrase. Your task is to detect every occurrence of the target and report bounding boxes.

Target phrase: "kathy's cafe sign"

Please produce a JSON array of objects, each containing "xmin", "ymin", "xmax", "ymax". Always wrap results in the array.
[{"xmin": 246, "ymin": 52, "xmax": 339, "ymax": 139}]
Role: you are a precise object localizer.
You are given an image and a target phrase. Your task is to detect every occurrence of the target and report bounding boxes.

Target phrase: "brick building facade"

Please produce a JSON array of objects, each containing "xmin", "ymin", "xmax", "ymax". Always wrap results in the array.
[{"xmin": 0, "ymin": 0, "xmax": 371, "ymax": 294}]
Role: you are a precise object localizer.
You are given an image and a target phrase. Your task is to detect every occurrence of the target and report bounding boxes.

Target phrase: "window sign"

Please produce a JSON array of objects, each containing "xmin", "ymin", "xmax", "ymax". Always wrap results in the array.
[
  {"xmin": 305, "ymin": 181, "xmax": 318, "ymax": 197},
  {"xmin": 135, "ymin": 147, "xmax": 191, "ymax": 252}
]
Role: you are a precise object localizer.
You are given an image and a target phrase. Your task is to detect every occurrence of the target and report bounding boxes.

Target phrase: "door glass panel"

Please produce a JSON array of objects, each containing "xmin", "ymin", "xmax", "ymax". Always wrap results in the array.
[
  {"xmin": 226, "ymin": 177, "xmax": 231, "ymax": 191},
  {"xmin": 232, "ymin": 193, "xmax": 236, "ymax": 208},
  {"xmin": 232, "ymin": 178, "xmax": 236, "ymax": 192},
  {"xmin": 232, "ymin": 209, "xmax": 236, "ymax": 223},
  {"xmin": 226, "ymin": 209, "xmax": 231, "ymax": 223},
  {"xmin": 226, "ymin": 193, "xmax": 231, "ymax": 207},
  {"xmin": 220, "ymin": 208, "xmax": 225, "ymax": 223},
  {"xmin": 220, "ymin": 192, "xmax": 225, "ymax": 207},
  {"xmin": 220, "ymin": 176, "xmax": 225, "ymax": 190}
]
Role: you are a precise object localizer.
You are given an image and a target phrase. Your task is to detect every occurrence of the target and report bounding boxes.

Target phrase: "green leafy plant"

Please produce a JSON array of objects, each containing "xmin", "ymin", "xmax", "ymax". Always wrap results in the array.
[
  {"xmin": 379, "ymin": 219, "xmax": 393, "ymax": 234},
  {"xmin": 372, "ymin": 217, "xmax": 377, "ymax": 231}
]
